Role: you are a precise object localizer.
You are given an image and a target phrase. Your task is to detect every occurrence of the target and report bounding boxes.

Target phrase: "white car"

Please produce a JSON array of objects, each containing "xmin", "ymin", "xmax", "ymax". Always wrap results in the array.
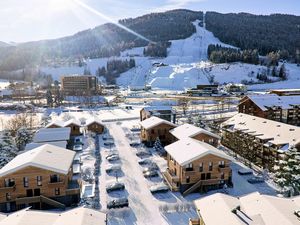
[
  {"xmin": 150, "ymin": 184, "xmax": 169, "ymax": 194},
  {"xmin": 73, "ymin": 144, "xmax": 83, "ymax": 151}
]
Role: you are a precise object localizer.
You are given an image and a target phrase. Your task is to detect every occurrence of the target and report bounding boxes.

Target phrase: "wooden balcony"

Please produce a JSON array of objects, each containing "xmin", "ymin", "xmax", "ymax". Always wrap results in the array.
[
  {"xmin": 163, "ymin": 170, "xmax": 179, "ymax": 191},
  {"xmin": 0, "ymin": 185, "xmax": 16, "ymax": 192},
  {"xmin": 66, "ymin": 180, "xmax": 80, "ymax": 195}
]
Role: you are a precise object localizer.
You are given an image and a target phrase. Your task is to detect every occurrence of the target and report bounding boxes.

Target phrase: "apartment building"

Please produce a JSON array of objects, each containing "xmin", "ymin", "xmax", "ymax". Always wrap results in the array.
[
  {"xmin": 163, "ymin": 138, "xmax": 232, "ymax": 195},
  {"xmin": 221, "ymin": 113, "xmax": 300, "ymax": 169},
  {"xmin": 0, "ymin": 144, "xmax": 80, "ymax": 212},
  {"xmin": 170, "ymin": 124, "xmax": 220, "ymax": 147},
  {"xmin": 140, "ymin": 106, "xmax": 176, "ymax": 123},
  {"xmin": 61, "ymin": 75, "xmax": 98, "ymax": 96},
  {"xmin": 140, "ymin": 116, "xmax": 177, "ymax": 147},
  {"xmin": 270, "ymin": 88, "xmax": 300, "ymax": 96},
  {"xmin": 190, "ymin": 192, "xmax": 300, "ymax": 225},
  {"xmin": 238, "ymin": 94, "xmax": 300, "ymax": 126}
]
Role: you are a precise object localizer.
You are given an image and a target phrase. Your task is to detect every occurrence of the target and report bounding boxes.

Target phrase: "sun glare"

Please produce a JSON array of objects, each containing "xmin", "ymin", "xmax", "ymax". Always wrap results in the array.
[{"xmin": 49, "ymin": 0, "xmax": 73, "ymax": 11}]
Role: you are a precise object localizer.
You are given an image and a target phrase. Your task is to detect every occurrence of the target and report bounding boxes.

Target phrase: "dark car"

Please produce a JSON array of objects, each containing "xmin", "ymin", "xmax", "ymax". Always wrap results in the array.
[
  {"xmin": 247, "ymin": 176, "xmax": 264, "ymax": 184},
  {"xmin": 238, "ymin": 169, "xmax": 253, "ymax": 175},
  {"xmin": 150, "ymin": 184, "xmax": 169, "ymax": 194},
  {"xmin": 106, "ymin": 182, "xmax": 125, "ymax": 193},
  {"xmin": 144, "ymin": 170, "xmax": 159, "ymax": 178},
  {"xmin": 105, "ymin": 164, "xmax": 121, "ymax": 173},
  {"xmin": 107, "ymin": 198, "xmax": 129, "ymax": 209},
  {"xmin": 136, "ymin": 151, "xmax": 152, "ymax": 158},
  {"xmin": 129, "ymin": 142, "xmax": 141, "ymax": 147}
]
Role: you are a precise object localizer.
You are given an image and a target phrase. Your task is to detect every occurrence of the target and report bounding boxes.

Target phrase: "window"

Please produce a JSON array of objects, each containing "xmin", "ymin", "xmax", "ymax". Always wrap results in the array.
[
  {"xmin": 209, "ymin": 162, "xmax": 213, "ymax": 171},
  {"xmin": 4, "ymin": 178, "xmax": 15, "ymax": 187},
  {"xmin": 37, "ymin": 176, "xmax": 42, "ymax": 186},
  {"xmin": 151, "ymin": 129, "xmax": 154, "ymax": 134},
  {"xmin": 6, "ymin": 193, "xmax": 11, "ymax": 201},
  {"xmin": 186, "ymin": 176, "xmax": 190, "ymax": 183},
  {"xmin": 219, "ymin": 161, "xmax": 225, "ymax": 168},
  {"xmin": 50, "ymin": 174, "xmax": 60, "ymax": 183},
  {"xmin": 206, "ymin": 173, "xmax": 211, "ymax": 180},
  {"xmin": 199, "ymin": 163, "xmax": 203, "ymax": 172},
  {"xmin": 201, "ymin": 173, "xmax": 206, "ymax": 180},
  {"xmin": 185, "ymin": 163, "xmax": 193, "ymax": 171},
  {"xmin": 23, "ymin": 177, "xmax": 29, "ymax": 188},
  {"xmin": 55, "ymin": 188, "xmax": 60, "ymax": 196},
  {"xmin": 221, "ymin": 172, "xmax": 225, "ymax": 180}
]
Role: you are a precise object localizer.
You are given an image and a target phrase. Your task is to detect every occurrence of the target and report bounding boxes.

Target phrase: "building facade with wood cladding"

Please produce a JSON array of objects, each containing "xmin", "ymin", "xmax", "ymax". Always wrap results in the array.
[
  {"xmin": 140, "ymin": 106, "xmax": 176, "ymax": 123},
  {"xmin": 85, "ymin": 118, "xmax": 105, "ymax": 134},
  {"xmin": 238, "ymin": 94, "xmax": 300, "ymax": 126},
  {"xmin": 270, "ymin": 88, "xmax": 300, "ymax": 96},
  {"xmin": 170, "ymin": 124, "xmax": 220, "ymax": 147},
  {"xmin": 0, "ymin": 144, "xmax": 80, "ymax": 212},
  {"xmin": 221, "ymin": 113, "xmax": 300, "ymax": 169},
  {"xmin": 140, "ymin": 116, "xmax": 177, "ymax": 147},
  {"xmin": 163, "ymin": 138, "xmax": 232, "ymax": 195}
]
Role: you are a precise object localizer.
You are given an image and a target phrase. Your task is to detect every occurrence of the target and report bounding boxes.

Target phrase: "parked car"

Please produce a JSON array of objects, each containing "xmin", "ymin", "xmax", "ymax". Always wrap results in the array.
[
  {"xmin": 136, "ymin": 151, "xmax": 152, "ymax": 158},
  {"xmin": 103, "ymin": 135, "xmax": 113, "ymax": 141},
  {"xmin": 142, "ymin": 164, "xmax": 159, "ymax": 173},
  {"xmin": 73, "ymin": 145, "xmax": 83, "ymax": 151},
  {"xmin": 150, "ymin": 184, "xmax": 169, "ymax": 194},
  {"xmin": 106, "ymin": 152, "xmax": 118, "ymax": 159},
  {"xmin": 144, "ymin": 170, "xmax": 159, "ymax": 178},
  {"xmin": 106, "ymin": 164, "xmax": 121, "ymax": 173},
  {"xmin": 106, "ymin": 182, "xmax": 125, "ymax": 193},
  {"xmin": 75, "ymin": 137, "xmax": 83, "ymax": 143},
  {"xmin": 247, "ymin": 176, "xmax": 264, "ymax": 184},
  {"xmin": 238, "ymin": 169, "xmax": 253, "ymax": 175},
  {"xmin": 107, "ymin": 198, "xmax": 129, "ymax": 209},
  {"xmin": 129, "ymin": 141, "xmax": 141, "ymax": 147},
  {"xmin": 104, "ymin": 141, "xmax": 114, "ymax": 146},
  {"xmin": 107, "ymin": 155, "xmax": 119, "ymax": 162},
  {"xmin": 138, "ymin": 158, "xmax": 153, "ymax": 165}
]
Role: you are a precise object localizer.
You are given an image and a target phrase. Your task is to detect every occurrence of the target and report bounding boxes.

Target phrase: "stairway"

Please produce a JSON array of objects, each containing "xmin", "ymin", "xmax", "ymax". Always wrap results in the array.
[
  {"xmin": 40, "ymin": 196, "xmax": 65, "ymax": 209},
  {"xmin": 183, "ymin": 180, "xmax": 203, "ymax": 196}
]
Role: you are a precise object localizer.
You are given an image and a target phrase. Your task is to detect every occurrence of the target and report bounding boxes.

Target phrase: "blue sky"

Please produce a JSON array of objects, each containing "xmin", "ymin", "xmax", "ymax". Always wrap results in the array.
[{"xmin": 0, "ymin": 0, "xmax": 299, "ymax": 43}]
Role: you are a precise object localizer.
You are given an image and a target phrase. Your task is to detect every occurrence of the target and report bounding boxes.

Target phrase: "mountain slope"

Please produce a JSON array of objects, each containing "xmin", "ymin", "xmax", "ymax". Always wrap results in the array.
[
  {"xmin": 0, "ymin": 42, "xmax": 9, "ymax": 48},
  {"xmin": 0, "ymin": 9, "xmax": 202, "ymax": 71}
]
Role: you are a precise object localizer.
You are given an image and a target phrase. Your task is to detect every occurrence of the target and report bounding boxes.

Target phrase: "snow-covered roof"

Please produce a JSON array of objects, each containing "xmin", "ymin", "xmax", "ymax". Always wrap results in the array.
[
  {"xmin": 46, "ymin": 120, "xmax": 65, "ymax": 128},
  {"xmin": 194, "ymin": 193, "xmax": 241, "ymax": 225},
  {"xmin": 222, "ymin": 113, "xmax": 300, "ymax": 149},
  {"xmin": 170, "ymin": 124, "xmax": 220, "ymax": 140},
  {"xmin": 25, "ymin": 141, "xmax": 67, "ymax": 151},
  {"xmin": 33, "ymin": 127, "xmax": 71, "ymax": 143},
  {"xmin": 63, "ymin": 119, "xmax": 81, "ymax": 127},
  {"xmin": 0, "ymin": 207, "xmax": 106, "ymax": 225},
  {"xmin": 165, "ymin": 138, "xmax": 232, "ymax": 166},
  {"xmin": 142, "ymin": 106, "xmax": 173, "ymax": 112},
  {"xmin": 194, "ymin": 192, "xmax": 300, "ymax": 225},
  {"xmin": 0, "ymin": 144, "xmax": 75, "ymax": 177},
  {"xmin": 245, "ymin": 94, "xmax": 300, "ymax": 111},
  {"xmin": 140, "ymin": 116, "xmax": 177, "ymax": 130},
  {"xmin": 85, "ymin": 117, "xmax": 104, "ymax": 126}
]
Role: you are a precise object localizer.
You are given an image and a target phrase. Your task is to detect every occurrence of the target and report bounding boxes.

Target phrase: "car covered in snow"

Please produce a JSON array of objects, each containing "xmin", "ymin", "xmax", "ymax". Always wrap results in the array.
[
  {"xmin": 247, "ymin": 176, "xmax": 264, "ymax": 184},
  {"xmin": 138, "ymin": 158, "xmax": 153, "ymax": 165},
  {"xmin": 106, "ymin": 152, "xmax": 118, "ymax": 159},
  {"xmin": 106, "ymin": 155, "xmax": 119, "ymax": 162},
  {"xmin": 136, "ymin": 150, "xmax": 152, "ymax": 158},
  {"xmin": 238, "ymin": 168, "xmax": 253, "ymax": 175},
  {"xmin": 73, "ymin": 144, "xmax": 83, "ymax": 151},
  {"xmin": 144, "ymin": 170, "xmax": 159, "ymax": 178},
  {"xmin": 106, "ymin": 182, "xmax": 125, "ymax": 193},
  {"xmin": 107, "ymin": 197, "xmax": 129, "ymax": 209},
  {"xmin": 106, "ymin": 164, "xmax": 122, "ymax": 173},
  {"xmin": 150, "ymin": 184, "xmax": 169, "ymax": 194},
  {"xmin": 142, "ymin": 164, "xmax": 159, "ymax": 173},
  {"xmin": 104, "ymin": 140, "xmax": 114, "ymax": 146}
]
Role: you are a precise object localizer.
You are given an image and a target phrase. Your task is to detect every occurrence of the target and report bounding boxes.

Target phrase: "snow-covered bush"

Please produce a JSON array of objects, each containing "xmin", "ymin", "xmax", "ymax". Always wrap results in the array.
[{"xmin": 15, "ymin": 127, "xmax": 33, "ymax": 151}]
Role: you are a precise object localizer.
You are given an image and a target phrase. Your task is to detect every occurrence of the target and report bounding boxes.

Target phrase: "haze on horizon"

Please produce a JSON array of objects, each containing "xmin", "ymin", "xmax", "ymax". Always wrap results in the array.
[{"xmin": 1, "ymin": 0, "xmax": 299, "ymax": 43}]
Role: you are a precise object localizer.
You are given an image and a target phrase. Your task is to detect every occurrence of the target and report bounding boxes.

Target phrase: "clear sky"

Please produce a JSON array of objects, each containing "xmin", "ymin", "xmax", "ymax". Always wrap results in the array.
[{"xmin": 1, "ymin": 0, "xmax": 299, "ymax": 43}]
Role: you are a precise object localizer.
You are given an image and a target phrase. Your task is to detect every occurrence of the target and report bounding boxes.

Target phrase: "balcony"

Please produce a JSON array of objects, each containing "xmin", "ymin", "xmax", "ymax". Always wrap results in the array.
[
  {"xmin": 162, "ymin": 169, "xmax": 179, "ymax": 191},
  {"xmin": 0, "ymin": 185, "xmax": 16, "ymax": 192},
  {"xmin": 66, "ymin": 180, "xmax": 81, "ymax": 196}
]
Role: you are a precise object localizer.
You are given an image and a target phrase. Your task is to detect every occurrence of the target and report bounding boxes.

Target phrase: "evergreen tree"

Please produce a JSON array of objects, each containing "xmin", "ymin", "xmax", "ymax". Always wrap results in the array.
[
  {"xmin": 15, "ymin": 127, "xmax": 33, "ymax": 151},
  {"xmin": 46, "ymin": 90, "xmax": 53, "ymax": 107},
  {"xmin": 154, "ymin": 137, "xmax": 165, "ymax": 155},
  {"xmin": 273, "ymin": 147, "xmax": 300, "ymax": 196},
  {"xmin": 278, "ymin": 64, "xmax": 287, "ymax": 80},
  {"xmin": 84, "ymin": 67, "xmax": 92, "ymax": 75},
  {"xmin": 0, "ymin": 131, "xmax": 17, "ymax": 168}
]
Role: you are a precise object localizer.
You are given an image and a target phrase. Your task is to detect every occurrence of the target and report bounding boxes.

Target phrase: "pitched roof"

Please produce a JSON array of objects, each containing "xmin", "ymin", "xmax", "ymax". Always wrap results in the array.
[
  {"xmin": 244, "ymin": 94, "xmax": 300, "ymax": 111},
  {"xmin": 165, "ymin": 138, "xmax": 232, "ymax": 166},
  {"xmin": 0, "ymin": 144, "xmax": 75, "ymax": 177},
  {"xmin": 194, "ymin": 193, "xmax": 241, "ymax": 225},
  {"xmin": 33, "ymin": 128, "xmax": 71, "ymax": 143},
  {"xmin": 139, "ymin": 116, "xmax": 177, "ymax": 130},
  {"xmin": 85, "ymin": 117, "xmax": 104, "ymax": 126},
  {"xmin": 25, "ymin": 141, "xmax": 67, "ymax": 151},
  {"xmin": 0, "ymin": 207, "xmax": 107, "ymax": 225},
  {"xmin": 63, "ymin": 119, "xmax": 81, "ymax": 127},
  {"xmin": 46, "ymin": 120, "xmax": 65, "ymax": 128},
  {"xmin": 222, "ymin": 113, "xmax": 300, "ymax": 149},
  {"xmin": 194, "ymin": 192, "xmax": 300, "ymax": 225},
  {"xmin": 170, "ymin": 124, "xmax": 220, "ymax": 140}
]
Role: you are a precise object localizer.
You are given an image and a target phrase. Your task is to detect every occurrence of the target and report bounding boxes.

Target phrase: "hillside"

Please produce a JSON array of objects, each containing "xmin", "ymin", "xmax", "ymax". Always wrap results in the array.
[
  {"xmin": 0, "ymin": 9, "xmax": 202, "ymax": 72},
  {"xmin": 205, "ymin": 12, "xmax": 300, "ymax": 62}
]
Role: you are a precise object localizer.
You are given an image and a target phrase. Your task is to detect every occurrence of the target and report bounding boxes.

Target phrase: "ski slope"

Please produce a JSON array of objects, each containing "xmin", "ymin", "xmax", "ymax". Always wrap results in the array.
[{"xmin": 40, "ymin": 20, "xmax": 300, "ymax": 91}]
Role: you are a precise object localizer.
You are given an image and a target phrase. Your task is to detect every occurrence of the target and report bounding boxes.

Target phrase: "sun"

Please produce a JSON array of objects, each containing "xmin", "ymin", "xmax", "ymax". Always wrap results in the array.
[{"xmin": 49, "ymin": 0, "xmax": 74, "ymax": 11}]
